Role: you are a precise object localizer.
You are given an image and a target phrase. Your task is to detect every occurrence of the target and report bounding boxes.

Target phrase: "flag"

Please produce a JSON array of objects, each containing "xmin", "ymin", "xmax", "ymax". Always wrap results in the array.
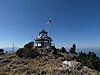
[{"xmin": 46, "ymin": 19, "xmax": 52, "ymax": 25}]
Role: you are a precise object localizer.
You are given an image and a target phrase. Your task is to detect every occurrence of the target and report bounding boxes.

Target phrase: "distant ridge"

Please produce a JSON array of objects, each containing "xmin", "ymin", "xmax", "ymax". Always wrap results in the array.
[{"xmin": 3, "ymin": 47, "xmax": 19, "ymax": 53}]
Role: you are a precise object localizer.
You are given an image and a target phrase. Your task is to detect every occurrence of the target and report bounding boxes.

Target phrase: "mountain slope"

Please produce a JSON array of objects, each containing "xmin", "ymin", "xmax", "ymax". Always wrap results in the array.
[{"xmin": 0, "ymin": 48, "xmax": 99, "ymax": 75}]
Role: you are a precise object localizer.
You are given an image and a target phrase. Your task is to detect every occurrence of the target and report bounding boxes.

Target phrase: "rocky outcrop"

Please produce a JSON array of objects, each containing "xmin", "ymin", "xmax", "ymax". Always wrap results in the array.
[{"xmin": 0, "ymin": 48, "xmax": 99, "ymax": 75}]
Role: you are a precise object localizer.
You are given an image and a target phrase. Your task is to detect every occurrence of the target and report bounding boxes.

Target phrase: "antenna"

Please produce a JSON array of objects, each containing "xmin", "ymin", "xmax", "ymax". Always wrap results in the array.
[{"xmin": 12, "ymin": 42, "xmax": 14, "ymax": 53}]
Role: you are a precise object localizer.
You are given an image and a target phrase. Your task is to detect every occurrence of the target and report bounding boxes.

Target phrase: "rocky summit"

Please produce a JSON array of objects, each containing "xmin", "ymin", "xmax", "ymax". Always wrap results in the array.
[{"xmin": 0, "ymin": 47, "xmax": 99, "ymax": 75}]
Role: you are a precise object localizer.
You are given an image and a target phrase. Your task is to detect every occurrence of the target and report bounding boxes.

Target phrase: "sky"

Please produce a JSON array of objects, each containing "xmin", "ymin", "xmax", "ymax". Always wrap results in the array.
[{"xmin": 0, "ymin": 0, "xmax": 100, "ymax": 49}]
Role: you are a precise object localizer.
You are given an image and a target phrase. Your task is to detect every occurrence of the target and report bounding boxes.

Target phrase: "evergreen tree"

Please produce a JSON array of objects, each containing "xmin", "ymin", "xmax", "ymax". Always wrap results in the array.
[
  {"xmin": 87, "ymin": 51, "xmax": 98, "ymax": 69},
  {"xmin": 78, "ymin": 51, "xmax": 87, "ymax": 65},
  {"xmin": 69, "ymin": 44, "xmax": 77, "ymax": 54},
  {"xmin": 78, "ymin": 50, "xmax": 100, "ymax": 71},
  {"xmin": 61, "ymin": 47, "xmax": 68, "ymax": 53}
]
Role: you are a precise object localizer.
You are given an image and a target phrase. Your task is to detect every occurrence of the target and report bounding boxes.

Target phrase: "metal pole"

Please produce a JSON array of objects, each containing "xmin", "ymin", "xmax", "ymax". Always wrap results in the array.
[
  {"xmin": 12, "ymin": 42, "xmax": 14, "ymax": 53},
  {"xmin": 50, "ymin": 23, "xmax": 51, "ymax": 37}
]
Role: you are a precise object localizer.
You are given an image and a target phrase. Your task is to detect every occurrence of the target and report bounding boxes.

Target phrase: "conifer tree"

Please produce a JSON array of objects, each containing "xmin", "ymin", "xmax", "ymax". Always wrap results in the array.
[{"xmin": 69, "ymin": 44, "xmax": 77, "ymax": 54}]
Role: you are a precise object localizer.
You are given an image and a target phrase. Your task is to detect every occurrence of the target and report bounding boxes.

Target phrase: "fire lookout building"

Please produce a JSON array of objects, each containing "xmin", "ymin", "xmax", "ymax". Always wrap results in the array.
[{"xmin": 34, "ymin": 30, "xmax": 52, "ymax": 47}]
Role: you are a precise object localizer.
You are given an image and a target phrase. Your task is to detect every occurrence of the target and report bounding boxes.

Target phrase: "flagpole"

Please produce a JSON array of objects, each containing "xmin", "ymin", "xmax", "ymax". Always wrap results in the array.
[
  {"xmin": 47, "ymin": 19, "xmax": 52, "ymax": 47},
  {"xmin": 49, "ymin": 20, "xmax": 52, "ymax": 46},
  {"xmin": 50, "ymin": 22, "xmax": 51, "ymax": 37}
]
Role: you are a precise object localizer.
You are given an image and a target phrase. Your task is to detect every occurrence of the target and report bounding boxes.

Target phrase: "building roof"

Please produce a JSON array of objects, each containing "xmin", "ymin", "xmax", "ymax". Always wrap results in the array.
[
  {"xmin": 39, "ymin": 29, "xmax": 48, "ymax": 34},
  {"xmin": 34, "ymin": 29, "xmax": 52, "ymax": 41},
  {"xmin": 35, "ymin": 36, "xmax": 52, "ymax": 41}
]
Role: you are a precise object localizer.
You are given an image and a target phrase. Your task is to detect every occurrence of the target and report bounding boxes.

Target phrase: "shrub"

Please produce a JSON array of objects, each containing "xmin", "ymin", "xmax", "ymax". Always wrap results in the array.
[
  {"xmin": 52, "ymin": 46, "xmax": 57, "ymax": 54},
  {"xmin": 24, "ymin": 42, "xmax": 34, "ymax": 49},
  {"xmin": 16, "ymin": 48, "xmax": 28, "ymax": 57},
  {"xmin": 0, "ymin": 49, "xmax": 4, "ymax": 52},
  {"xmin": 0, "ymin": 49, "xmax": 5, "ymax": 55},
  {"xmin": 16, "ymin": 48, "xmax": 39, "ymax": 58}
]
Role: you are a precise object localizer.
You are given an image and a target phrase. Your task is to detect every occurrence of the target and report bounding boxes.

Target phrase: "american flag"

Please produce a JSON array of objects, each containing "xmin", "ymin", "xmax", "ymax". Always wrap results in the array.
[{"xmin": 46, "ymin": 19, "xmax": 52, "ymax": 25}]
